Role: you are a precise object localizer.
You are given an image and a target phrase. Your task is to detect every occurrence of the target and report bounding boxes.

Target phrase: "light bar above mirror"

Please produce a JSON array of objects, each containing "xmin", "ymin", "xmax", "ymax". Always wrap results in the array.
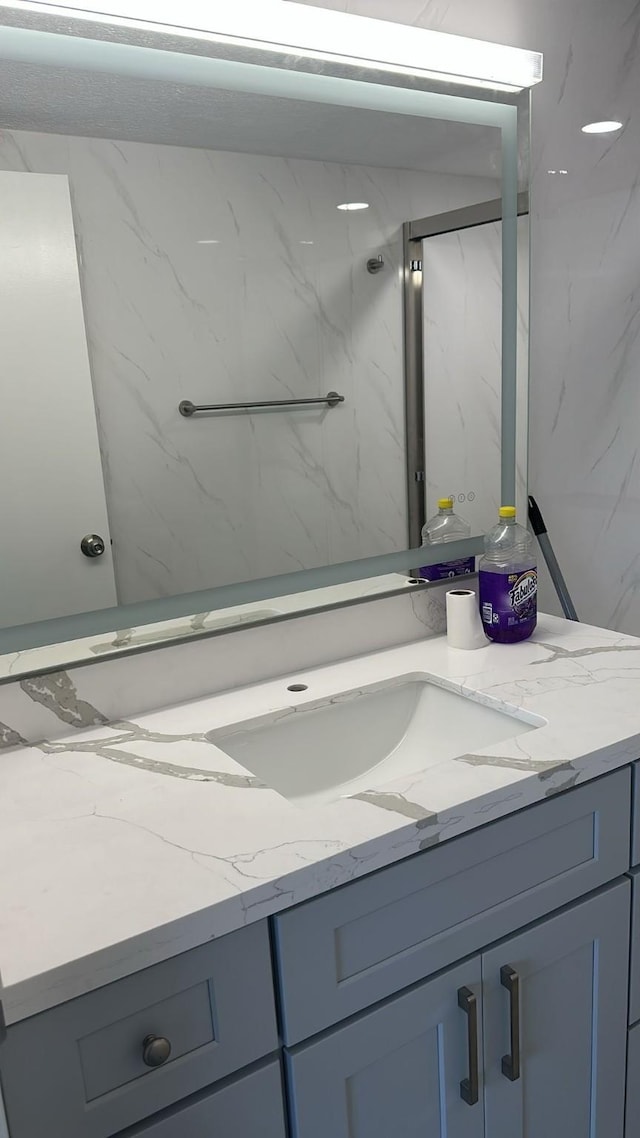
[{"xmin": 0, "ymin": 0, "xmax": 543, "ymax": 90}]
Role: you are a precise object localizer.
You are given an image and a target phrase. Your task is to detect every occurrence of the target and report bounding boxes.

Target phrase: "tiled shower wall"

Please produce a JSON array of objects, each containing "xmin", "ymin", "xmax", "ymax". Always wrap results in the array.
[
  {"xmin": 294, "ymin": 0, "xmax": 640, "ymax": 632},
  {"xmin": 423, "ymin": 217, "xmax": 530, "ymax": 536},
  {"xmin": 0, "ymin": 128, "xmax": 495, "ymax": 604}
]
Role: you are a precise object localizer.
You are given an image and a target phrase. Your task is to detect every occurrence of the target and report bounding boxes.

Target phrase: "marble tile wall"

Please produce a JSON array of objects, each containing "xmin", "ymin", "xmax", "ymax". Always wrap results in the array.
[
  {"xmin": 293, "ymin": 0, "xmax": 640, "ymax": 634},
  {"xmin": 0, "ymin": 129, "xmax": 495, "ymax": 604}
]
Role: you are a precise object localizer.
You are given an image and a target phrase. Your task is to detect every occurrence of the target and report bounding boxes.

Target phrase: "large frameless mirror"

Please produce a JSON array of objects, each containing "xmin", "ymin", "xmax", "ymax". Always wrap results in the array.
[{"xmin": 0, "ymin": 1, "xmax": 537, "ymax": 674}]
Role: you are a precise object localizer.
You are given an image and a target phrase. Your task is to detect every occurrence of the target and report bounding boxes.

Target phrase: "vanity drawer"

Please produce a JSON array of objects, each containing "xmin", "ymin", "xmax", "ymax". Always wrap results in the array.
[
  {"xmin": 274, "ymin": 770, "xmax": 630, "ymax": 1044},
  {"xmin": 0, "ymin": 921, "xmax": 278, "ymax": 1138},
  {"xmin": 628, "ymin": 868, "xmax": 640, "ymax": 1024},
  {"xmin": 119, "ymin": 1061, "xmax": 287, "ymax": 1138}
]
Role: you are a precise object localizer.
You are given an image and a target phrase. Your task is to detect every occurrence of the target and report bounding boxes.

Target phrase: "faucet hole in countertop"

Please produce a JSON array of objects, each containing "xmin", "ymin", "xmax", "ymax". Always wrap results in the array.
[{"xmin": 287, "ymin": 683, "xmax": 309, "ymax": 693}]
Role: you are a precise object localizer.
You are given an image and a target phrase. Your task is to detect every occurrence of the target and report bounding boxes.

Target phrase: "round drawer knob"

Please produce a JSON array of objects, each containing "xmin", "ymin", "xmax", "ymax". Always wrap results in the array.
[{"xmin": 142, "ymin": 1034, "xmax": 172, "ymax": 1068}]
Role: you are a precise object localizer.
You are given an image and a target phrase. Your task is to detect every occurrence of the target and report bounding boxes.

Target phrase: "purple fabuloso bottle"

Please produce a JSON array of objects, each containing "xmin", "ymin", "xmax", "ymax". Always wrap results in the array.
[{"xmin": 478, "ymin": 506, "xmax": 537, "ymax": 644}]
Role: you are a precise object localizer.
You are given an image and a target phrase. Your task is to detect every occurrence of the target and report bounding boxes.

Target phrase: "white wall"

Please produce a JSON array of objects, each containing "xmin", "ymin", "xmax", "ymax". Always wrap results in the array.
[
  {"xmin": 0, "ymin": 129, "xmax": 496, "ymax": 604},
  {"xmin": 293, "ymin": 0, "xmax": 640, "ymax": 632}
]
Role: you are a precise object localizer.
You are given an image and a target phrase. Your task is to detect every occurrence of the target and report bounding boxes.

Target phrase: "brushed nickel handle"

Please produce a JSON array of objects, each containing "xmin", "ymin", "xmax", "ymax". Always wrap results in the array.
[
  {"xmin": 80, "ymin": 534, "xmax": 106, "ymax": 558},
  {"xmin": 142, "ymin": 1034, "xmax": 172, "ymax": 1068},
  {"xmin": 458, "ymin": 986, "xmax": 479, "ymax": 1105},
  {"xmin": 500, "ymin": 965, "xmax": 521, "ymax": 1081}
]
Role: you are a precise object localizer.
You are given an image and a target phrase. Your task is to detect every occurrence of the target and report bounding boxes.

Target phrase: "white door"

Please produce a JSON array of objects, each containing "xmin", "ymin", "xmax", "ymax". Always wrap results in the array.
[{"xmin": 0, "ymin": 170, "xmax": 117, "ymax": 627}]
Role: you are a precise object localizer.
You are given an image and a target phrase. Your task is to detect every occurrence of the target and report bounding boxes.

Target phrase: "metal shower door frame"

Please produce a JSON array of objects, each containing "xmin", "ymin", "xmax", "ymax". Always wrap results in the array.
[{"xmin": 403, "ymin": 191, "xmax": 529, "ymax": 548}]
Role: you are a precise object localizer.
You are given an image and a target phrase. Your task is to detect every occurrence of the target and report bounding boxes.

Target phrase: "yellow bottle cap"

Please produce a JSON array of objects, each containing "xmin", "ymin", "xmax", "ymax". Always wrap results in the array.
[
  {"xmin": 499, "ymin": 506, "xmax": 517, "ymax": 519},
  {"xmin": 438, "ymin": 497, "xmax": 454, "ymax": 509}
]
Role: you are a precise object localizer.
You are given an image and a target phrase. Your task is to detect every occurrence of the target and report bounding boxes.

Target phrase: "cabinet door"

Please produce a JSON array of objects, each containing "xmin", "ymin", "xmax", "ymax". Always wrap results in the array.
[
  {"xmin": 286, "ymin": 958, "xmax": 484, "ymax": 1138},
  {"xmin": 483, "ymin": 880, "xmax": 630, "ymax": 1138},
  {"xmin": 627, "ymin": 1025, "xmax": 640, "ymax": 1137}
]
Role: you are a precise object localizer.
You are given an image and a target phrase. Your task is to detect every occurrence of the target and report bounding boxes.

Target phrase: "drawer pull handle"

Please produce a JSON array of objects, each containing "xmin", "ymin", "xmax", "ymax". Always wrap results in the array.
[
  {"xmin": 500, "ymin": 965, "xmax": 521, "ymax": 1082},
  {"xmin": 457, "ymin": 986, "xmax": 479, "ymax": 1106},
  {"xmin": 142, "ymin": 1034, "xmax": 172, "ymax": 1068}
]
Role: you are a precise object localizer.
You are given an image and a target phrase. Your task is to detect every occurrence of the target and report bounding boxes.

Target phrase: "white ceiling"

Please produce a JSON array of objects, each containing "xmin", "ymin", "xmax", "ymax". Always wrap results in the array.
[{"xmin": 0, "ymin": 58, "xmax": 501, "ymax": 175}]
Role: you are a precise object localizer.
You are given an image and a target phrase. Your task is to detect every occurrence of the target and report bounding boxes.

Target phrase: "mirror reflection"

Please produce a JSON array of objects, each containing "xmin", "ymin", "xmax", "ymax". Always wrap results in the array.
[
  {"xmin": 0, "ymin": 40, "xmax": 520, "ymax": 632},
  {"xmin": 421, "ymin": 207, "xmax": 529, "ymax": 550}
]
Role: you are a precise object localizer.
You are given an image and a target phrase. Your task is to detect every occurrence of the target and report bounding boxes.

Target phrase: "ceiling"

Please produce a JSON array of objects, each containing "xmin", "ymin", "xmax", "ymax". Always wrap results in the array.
[{"xmin": 0, "ymin": 59, "xmax": 501, "ymax": 176}]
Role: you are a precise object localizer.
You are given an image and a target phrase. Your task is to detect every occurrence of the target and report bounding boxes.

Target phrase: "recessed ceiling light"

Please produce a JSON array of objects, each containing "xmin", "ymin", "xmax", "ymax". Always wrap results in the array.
[
  {"xmin": 581, "ymin": 120, "xmax": 623, "ymax": 134},
  {"xmin": 300, "ymin": 240, "xmax": 315, "ymax": 245},
  {"xmin": 547, "ymin": 169, "xmax": 557, "ymax": 174},
  {"xmin": 337, "ymin": 202, "xmax": 370, "ymax": 212},
  {"xmin": 197, "ymin": 239, "xmax": 220, "ymax": 245}
]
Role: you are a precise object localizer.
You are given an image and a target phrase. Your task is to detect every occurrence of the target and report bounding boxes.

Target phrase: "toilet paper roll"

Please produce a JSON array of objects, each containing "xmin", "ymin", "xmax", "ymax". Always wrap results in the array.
[{"xmin": 446, "ymin": 589, "xmax": 488, "ymax": 650}]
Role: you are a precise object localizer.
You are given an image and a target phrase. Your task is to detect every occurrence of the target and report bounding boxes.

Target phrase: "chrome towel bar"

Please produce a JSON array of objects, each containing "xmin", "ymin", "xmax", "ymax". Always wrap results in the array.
[{"xmin": 179, "ymin": 391, "xmax": 344, "ymax": 416}]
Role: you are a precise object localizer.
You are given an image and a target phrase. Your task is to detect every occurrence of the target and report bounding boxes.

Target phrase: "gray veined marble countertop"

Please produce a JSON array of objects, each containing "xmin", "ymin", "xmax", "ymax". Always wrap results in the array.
[{"xmin": 2, "ymin": 613, "xmax": 640, "ymax": 1025}]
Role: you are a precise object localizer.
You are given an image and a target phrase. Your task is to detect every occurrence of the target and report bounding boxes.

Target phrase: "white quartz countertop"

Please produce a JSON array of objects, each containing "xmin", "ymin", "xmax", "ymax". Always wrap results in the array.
[{"xmin": 2, "ymin": 613, "xmax": 640, "ymax": 1024}]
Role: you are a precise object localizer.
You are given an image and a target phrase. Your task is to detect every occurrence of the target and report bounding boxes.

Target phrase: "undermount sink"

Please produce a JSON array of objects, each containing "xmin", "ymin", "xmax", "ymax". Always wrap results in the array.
[{"xmin": 209, "ymin": 677, "xmax": 542, "ymax": 809}]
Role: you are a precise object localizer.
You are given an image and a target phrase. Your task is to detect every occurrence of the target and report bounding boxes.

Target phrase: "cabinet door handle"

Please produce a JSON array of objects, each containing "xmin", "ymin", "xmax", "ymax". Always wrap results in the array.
[
  {"xmin": 457, "ymin": 986, "xmax": 479, "ymax": 1105},
  {"xmin": 500, "ymin": 965, "xmax": 521, "ymax": 1081}
]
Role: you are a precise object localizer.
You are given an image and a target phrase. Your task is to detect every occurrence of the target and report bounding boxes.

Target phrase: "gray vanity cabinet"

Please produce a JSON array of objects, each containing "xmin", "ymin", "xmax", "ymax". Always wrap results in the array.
[
  {"xmin": 0, "ymin": 771, "xmax": 634, "ymax": 1138},
  {"xmin": 0, "ymin": 922, "xmax": 281, "ymax": 1138},
  {"xmin": 626, "ymin": 1025, "xmax": 640, "ymax": 1136},
  {"xmin": 285, "ymin": 958, "xmax": 485, "ymax": 1138},
  {"xmin": 273, "ymin": 771, "xmax": 630, "ymax": 1046},
  {"xmin": 285, "ymin": 881, "xmax": 630, "ymax": 1138},
  {"xmin": 483, "ymin": 880, "xmax": 629, "ymax": 1138},
  {"xmin": 119, "ymin": 1061, "xmax": 287, "ymax": 1138}
]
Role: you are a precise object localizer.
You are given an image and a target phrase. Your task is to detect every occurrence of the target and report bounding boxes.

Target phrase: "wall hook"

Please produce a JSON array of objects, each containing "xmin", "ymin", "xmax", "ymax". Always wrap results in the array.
[{"xmin": 367, "ymin": 254, "xmax": 385, "ymax": 274}]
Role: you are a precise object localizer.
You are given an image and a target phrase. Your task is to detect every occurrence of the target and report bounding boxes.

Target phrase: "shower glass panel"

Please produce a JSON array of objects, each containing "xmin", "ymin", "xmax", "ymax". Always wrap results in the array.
[
  {"xmin": 422, "ymin": 214, "xmax": 530, "ymax": 537},
  {"xmin": 404, "ymin": 198, "xmax": 530, "ymax": 546}
]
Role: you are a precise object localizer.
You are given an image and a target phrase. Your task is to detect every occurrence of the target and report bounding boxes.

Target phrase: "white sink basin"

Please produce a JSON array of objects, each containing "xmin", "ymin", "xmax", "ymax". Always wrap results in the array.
[{"xmin": 210, "ymin": 677, "xmax": 541, "ymax": 809}]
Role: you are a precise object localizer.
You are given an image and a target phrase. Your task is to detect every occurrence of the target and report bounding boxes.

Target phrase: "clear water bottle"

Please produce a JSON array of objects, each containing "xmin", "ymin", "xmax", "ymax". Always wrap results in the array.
[
  {"xmin": 419, "ymin": 497, "xmax": 474, "ymax": 582},
  {"xmin": 479, "ymin": 506, "xmax": 537, "ymax": 643}
]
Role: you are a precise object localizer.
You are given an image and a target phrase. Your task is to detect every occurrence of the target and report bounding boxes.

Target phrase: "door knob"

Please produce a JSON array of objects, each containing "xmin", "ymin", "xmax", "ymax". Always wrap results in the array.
[{"xmin": 80, "ymin": 534, "xmax": 106, "ymax": 558}]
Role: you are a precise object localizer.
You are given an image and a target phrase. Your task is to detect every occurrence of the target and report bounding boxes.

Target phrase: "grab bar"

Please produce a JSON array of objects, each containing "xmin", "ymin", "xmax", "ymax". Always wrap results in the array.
[{"xmin": 179, "ymin": 391, "xmax": 344, "ymax": 416}]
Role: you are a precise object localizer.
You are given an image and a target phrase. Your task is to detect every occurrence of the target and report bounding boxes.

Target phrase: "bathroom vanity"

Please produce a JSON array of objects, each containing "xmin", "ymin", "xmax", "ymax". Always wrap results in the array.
[
  {"xmin": 0, "ymin": 2, "xmax": 611, "ymax": 1134},
  {"xmin": 1, "ymin": 613, "xmax": 640, "ymax": 1137}
]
